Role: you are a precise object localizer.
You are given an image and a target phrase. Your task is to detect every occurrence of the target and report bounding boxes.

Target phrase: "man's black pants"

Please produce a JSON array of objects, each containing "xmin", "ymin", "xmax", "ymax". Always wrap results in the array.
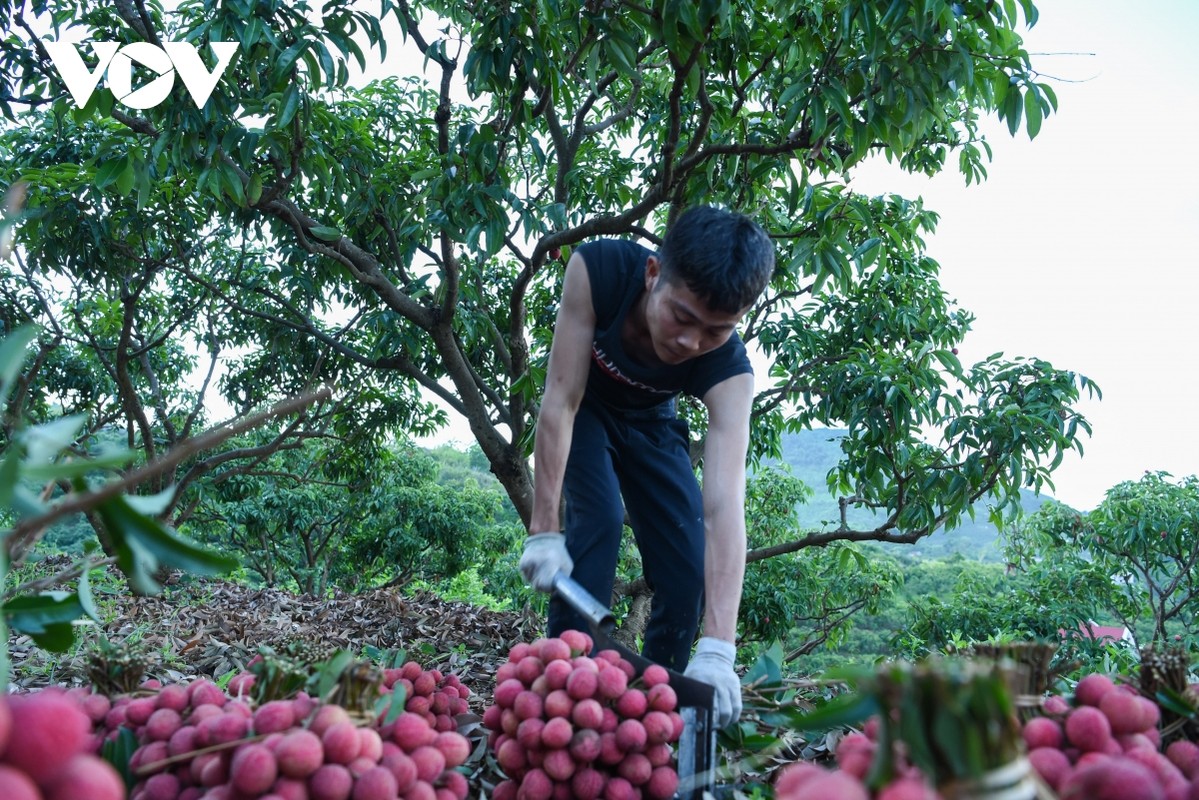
[{"xmin": 547, "ymin": 397, "xmax": 705, "ymax": 672}]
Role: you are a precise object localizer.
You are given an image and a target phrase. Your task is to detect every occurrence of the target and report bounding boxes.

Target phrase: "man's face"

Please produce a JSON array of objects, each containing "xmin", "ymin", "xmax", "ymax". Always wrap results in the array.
[{"xmin": 643, "ymin": 257, "xmax": 747, "ymax": 365}]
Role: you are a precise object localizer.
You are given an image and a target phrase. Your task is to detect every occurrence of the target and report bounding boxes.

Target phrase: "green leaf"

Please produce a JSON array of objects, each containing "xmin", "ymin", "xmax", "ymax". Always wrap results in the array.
[
  {"xmin": 309, "ymin": 225, "xmax": 342, "ymax": 242},
  {"xmin": 21, "ymin": 414, "xmax": 88, "ymax": 465},
  {"xmin": 1023, "ymin": 86, "xmax": 1043, "ymax": 139},
  {"xmin": 93, "ymin": 492, "xmax": 238, "ymax": 595},
  {"xmin": 778, "ymin": 690, "xmax": 879, "ymax": 732},
  {"xmin": 313, "ymin": 650, "xmax": 354, "ymax": 700},
  {"xmin": 93, "ymin": 158, "xmax": 125, "ymax": 190},
  {"xmin": 101, "ymin": 726, "xmax": 140, "ymax": 791},
  {"xmin": 4, "ymin": 591, "xmax": 87, "ymax": 651},
  {"xmin": 0, "ymin": 326, "xmax": 36, "ymax": 402},
  {"xmin": 741, "ymin": 642, "xmax": 785, "ymax": 688},
  {"xmin": 115, "ymin": 160, "xmax": 136, "ymax": 196}
]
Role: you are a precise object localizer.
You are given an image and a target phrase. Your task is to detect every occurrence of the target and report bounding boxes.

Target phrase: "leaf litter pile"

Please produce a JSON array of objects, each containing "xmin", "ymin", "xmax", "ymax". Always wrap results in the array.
[{"xmin": 8, "ymin": 555, "xmax": 539, "ymax": 695}]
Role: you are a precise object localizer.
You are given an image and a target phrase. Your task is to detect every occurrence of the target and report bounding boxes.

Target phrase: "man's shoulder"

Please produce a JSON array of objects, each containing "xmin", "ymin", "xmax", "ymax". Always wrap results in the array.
[{"xmin": 577, "ymin": 238, "xmax": 654, "ymax": 275}]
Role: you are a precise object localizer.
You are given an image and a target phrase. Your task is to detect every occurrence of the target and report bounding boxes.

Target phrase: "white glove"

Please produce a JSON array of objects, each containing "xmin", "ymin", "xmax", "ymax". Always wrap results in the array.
[
  {"xmin": 684, "ymin": 637, "xmax": 742, "ymax": 729},
  {"xmin": 519, "ymin": 532, "xmax": 573, "ymax": 592}
]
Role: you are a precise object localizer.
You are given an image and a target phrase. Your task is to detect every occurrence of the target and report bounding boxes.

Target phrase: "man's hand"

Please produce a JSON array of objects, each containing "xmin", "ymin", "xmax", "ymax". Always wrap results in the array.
[
  {"xmin": 684, "ymin": 637, "xmax": 742, "ymax": 729},
  {"xmin": 519, "ymin": 532, "xmax": 573, "ymax": 592}
]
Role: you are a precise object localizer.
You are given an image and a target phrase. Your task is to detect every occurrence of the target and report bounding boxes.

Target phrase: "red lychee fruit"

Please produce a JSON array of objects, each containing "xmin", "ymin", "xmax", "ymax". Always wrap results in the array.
[
  {"xmin": 309, "ymin": 763, "xmax": 353, "ymax": 800},
  {"xmin": 572, "ymin": 698, "xmax": 604, "ymax": 730},
  {"xmin": 187, "ymin": 679, "xmax": 227, "ymax": 708},
  {"xmin": 618, "ymin": 752, "xmax": 652, "ymax": 785},
  {"xmin": 615, "ymin": 689, "xmax": 648, "ymax": 719},
  {"xmin": 433, "ymin": 731, "xmax": 469, "ymax": 769},
  {"xmin": 567, "ymin": 668, "xmax": 599, "ymax": 700},
  {"xmin": 1042, "ymin": 694, "xmax": 1071, "ymax": 716},
  {"xmin": 544, "ymin": 659, "xmax": 573, "ymax": 691},
  {"xmin": 560, "ymin": 629, "xmax": 592, "ymax": 656},
  {"xmin": 1028, "ymin": 746, "xmax": 1072, "ymax": 791},
  {"xmin": 1065, "ymin": 705, "xmax": 1113, "ymax": 752},
  {"xmin": 876, "ymin": 776, "xmax": 939, "ymax": 800},
  {"xmin": 145, "ymin": 707, "xmax": 183, "ymax": 741},
  {"xmin": 4, "ymin": 690, "xmax": 91, "ymax": 784},
  {"xmin": 1099, "ymin": 688, "xmax": 1145, "ymax": 735},
  {"xmin": 647, "ymin": 683, "xmax": 677, "ymax": 712},
  {"xmin": 230, "ymin": 743, "xmax": 279, "ymax": 795},
  {"xmin": 392, "ymin": 712, "xmax": 437, "ymax": 751},
  {"xmin": 495, "ymin": 678, "xmax": 525, "ymax": 710},
  {"xmin": 353, "ymin": 765, "xmax": 399, "ymax": 800},
  {"xmin": 520, "ymin": 768, "xmax": 554, "ymax": 800},
  {"xmin": 1059, "ymin": 757, "xmax": 1164, "ymax": 800},
  {"xmin": 253, "ymin": 700, "xmax": 297, "ymax": 735},
  {"xmin": 646, "ymin": 766, "xmax": 680, "ymax": 799},
  {"xmin": 410, "ymin": 744, "xmax": 447, "ymax": 783},
  {"xmin": 604, "ymin": 775, "xmax": 638, "ymax": 800},
  {"xmin": 1022, "ymin": 716, "xmax": 1064, "ymax": 750},
  {"xmin": 543, "ymin": 747, "xmax": 576, "ymax": 782},
  {"xmin": 537, "ymin": 638, "xmax": 572, "ymax": 664},
  {"xmin": 0, "ymin": 764, "xmax": 40, "ymax": 800},
  {"xmin": 496, "ymin": 737, "xmax": 527, "ymax": 777},
  {"xmin": 1074, "ymin": 673, "xmax": 1117, "ymax": 707},
  {"xmin": 155, "ymin": 683, "xmax": 188, "ymax": 712},
  {"xmin": 276, "ymin": 729, "xmax": 324, "ymax": 778},
  {"xmin": 615, "ymin": 718, "xmax": 647, "ymax": 752},
  {"xmin": 784, "ymin": 770, "xmax": 870, "ymax": 800},
  {"xmin": 43, "ymin": 754, "xmax": 125, "ymax": 800},
  {"xmin": 513, "ymin": 690, "xmax": 544, "ymax": 721},
  {"xmin": 571, "ymin": 766, "xmax": 606, "ymax": 800},
  {"xmin": 570, "ymin": 728, "xmax": 603, "ymax": 762},
  {"xmin": 322, "ymin": 721, "xmax": 362, "ymax": 765},
  {"xmin": 1166, "ymin": 739, "xmax": 1199, "ymax": 779},
  {"xmin": 641, "ymin": 664, "xmax": 670, "ymax": 688},
  {"xmin": 541, "ymin": 716, "xmax": 574, "ymax": 749}
]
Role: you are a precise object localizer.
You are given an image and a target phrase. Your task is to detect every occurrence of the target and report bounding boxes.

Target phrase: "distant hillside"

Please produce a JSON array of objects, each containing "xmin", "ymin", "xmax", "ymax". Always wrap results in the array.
[{"xmin": 763, "ymin": 429, "xmax": 1053, "ymax": 562}]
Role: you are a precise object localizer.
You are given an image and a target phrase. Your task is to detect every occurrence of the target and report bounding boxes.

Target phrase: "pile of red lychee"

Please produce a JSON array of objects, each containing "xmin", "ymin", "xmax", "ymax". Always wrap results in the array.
[
  {"xmin": 0, "ymin": 688, "xmax": 126, "ymax": 800},
  {"xmin": 483, "ymin": 630, "xmax": 683, "ymax": 800},
  {"xmin": 772, "ymin": 670, "xmax": 1199, "ymax": 800},
  {"xmin": 2, "ymin": 657, "xmax": 475, "ymax": 800},
  {"xmin": 1023, "ymin": 671, "xmax": 1199, "ymax": 800}
]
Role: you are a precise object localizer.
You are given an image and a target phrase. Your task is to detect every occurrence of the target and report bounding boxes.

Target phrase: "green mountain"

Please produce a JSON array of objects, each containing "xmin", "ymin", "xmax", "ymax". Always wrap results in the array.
[{"xmin": 765, "ymin": 428, "xmax": 1052, "ymax": 562}]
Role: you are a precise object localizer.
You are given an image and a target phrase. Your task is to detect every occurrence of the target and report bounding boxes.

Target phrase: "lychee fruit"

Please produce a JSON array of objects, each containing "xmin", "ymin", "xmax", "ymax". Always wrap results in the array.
[
  {"xmin": 276, "ymin": 729, "xmax": 324, "ymax": 778},
  {"xmin": 1059, "ymin": 757, "xmax": 1164, "ymax": 800},
  {"xmin": 42, "ymin": 754, "xmax": 126, "ymax": 800},
  {"xmin": 1065, "ymin": 705, "xmax": 1113, "ymax": 752},
  {"xmin": 3, "ymin": 690, "xmax": 91, "ymax": 783},
  {"xmin": 1074, "ymin": 673, "xmax": 1117, "ymax": 707}
]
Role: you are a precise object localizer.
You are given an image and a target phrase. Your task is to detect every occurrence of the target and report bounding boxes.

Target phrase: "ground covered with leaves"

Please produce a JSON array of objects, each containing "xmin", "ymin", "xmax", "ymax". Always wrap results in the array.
[{"xmin": 9, "ymin": 556, "xmax": 538, "ymax": 698}]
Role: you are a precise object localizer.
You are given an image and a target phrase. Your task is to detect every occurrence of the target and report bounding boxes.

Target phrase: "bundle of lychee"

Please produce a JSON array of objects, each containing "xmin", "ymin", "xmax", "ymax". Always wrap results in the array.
[
  {"xmin": 1021, "ymin": 671, "xmax": 1199, "ymax": 799},
  {"xmin": 483, "ymin": 631, "xmax": 683, "ymax": 800},
  {"xmin": 0, "ymin": 688, "xmax": 127, "ymax": 800},
  {"xmin": 70, "ymin": 662, "xmax": 475, "ymax": 799}
]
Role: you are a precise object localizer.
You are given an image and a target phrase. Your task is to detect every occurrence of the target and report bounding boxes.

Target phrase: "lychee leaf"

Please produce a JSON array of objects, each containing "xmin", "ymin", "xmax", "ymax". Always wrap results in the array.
[
  {"xmin": 101, "ymin": 726, "xmax": 139, "ymax": 791},
  {"xmin": 3, "ymin": 590, "xmax": 86, "ymax": 651}
]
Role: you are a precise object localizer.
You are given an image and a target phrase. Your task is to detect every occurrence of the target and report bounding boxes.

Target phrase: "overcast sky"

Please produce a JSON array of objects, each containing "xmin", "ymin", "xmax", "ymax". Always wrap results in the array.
[{"xmin": 849, "ymin": 0, "xmax": 1199, "ymax": 510}]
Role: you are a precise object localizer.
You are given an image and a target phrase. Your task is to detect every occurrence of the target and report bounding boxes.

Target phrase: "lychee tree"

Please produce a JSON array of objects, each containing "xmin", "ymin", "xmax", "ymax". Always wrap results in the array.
[
  {"xmin": 1, "ymin": 0, "xmax": 1096, "ymax": 623},
  {"xmin": 1005, "ymin": 473, "xmax": 1199, "ymax": 647}
]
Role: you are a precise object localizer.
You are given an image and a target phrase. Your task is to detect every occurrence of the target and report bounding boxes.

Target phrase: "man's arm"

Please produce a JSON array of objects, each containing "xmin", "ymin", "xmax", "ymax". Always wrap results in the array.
[
  {"xmin": 528, "ymin": 251, "xmax": 596, "ymax": 535},
  {"xmin": 698, "ymin": 371, "xmax": 754, "ymax": 642}
]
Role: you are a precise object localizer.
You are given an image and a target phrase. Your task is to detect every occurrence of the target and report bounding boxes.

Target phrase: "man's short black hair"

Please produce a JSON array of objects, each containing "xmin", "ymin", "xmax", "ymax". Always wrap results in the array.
[{"xmin": 657, "ymin": 205, "xmax": 775, "ymax": 314}]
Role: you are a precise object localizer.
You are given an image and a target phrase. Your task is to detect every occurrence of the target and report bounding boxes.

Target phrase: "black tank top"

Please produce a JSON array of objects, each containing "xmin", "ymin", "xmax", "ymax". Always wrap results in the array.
[{"xmin": 577, "ymin": 239, "xmax": 751, "ymax": 411}]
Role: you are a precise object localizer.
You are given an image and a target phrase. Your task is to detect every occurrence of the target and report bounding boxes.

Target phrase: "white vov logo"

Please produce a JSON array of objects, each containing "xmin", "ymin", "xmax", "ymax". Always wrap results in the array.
[{"xmin": 46, "ymin": 41, "xmax": 238, "ymax": 110}]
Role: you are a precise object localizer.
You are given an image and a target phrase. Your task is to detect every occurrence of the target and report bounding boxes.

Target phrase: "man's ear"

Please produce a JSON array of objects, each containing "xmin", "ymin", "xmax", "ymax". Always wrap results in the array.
[{"xmin": 645, "ymin": 255, "xmax": 661, "ymax": 291}]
